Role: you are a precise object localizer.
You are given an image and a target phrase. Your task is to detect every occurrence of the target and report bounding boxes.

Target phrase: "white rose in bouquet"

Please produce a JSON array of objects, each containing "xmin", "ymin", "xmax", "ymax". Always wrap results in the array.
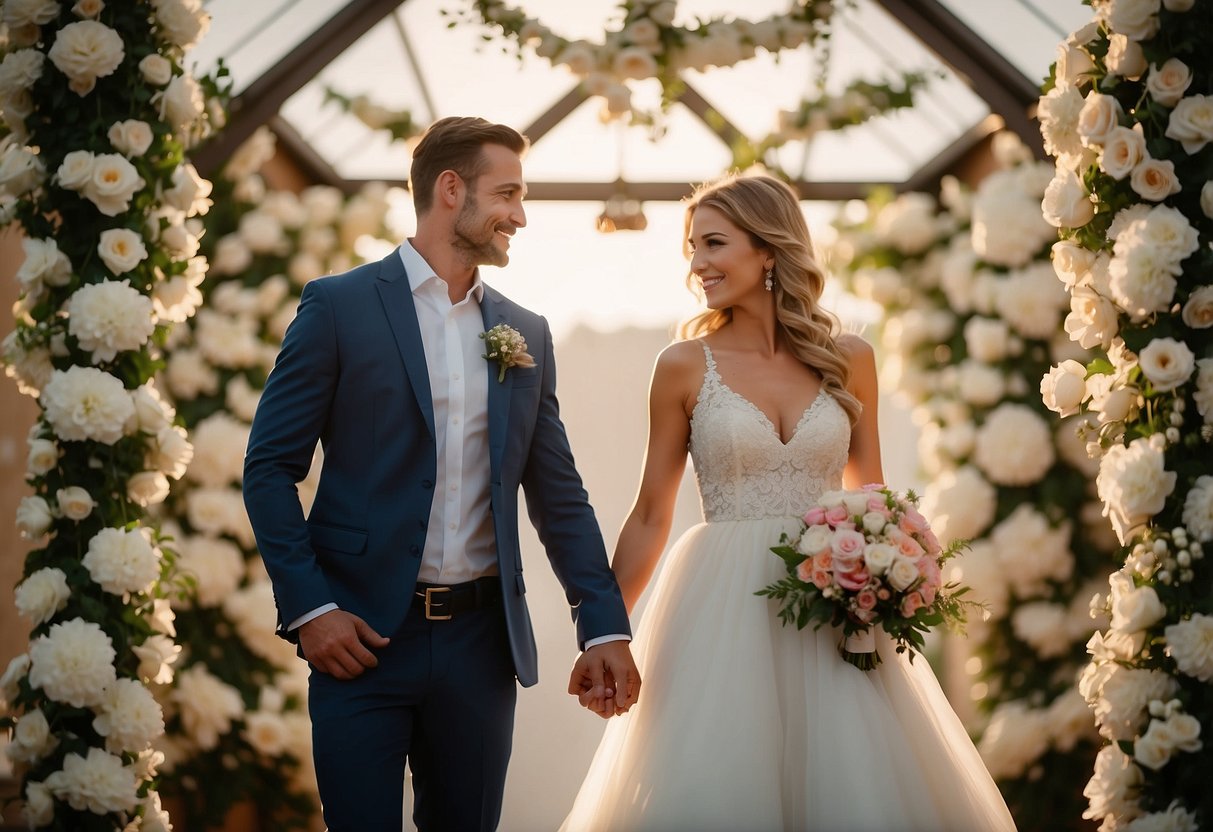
[
  {"xmin": 1098, "ymin": 435, "xmax": 1177, "ymax": 544},
  {"xmin": 66, "ymin": 279, "xmax": 155, "ymax": 362},
  {"xmin": 171, "ymin": 664, "xmax": 244, "ymax": 750},
  {"xmin": 1051, "ymin": 239, "xmax": 1096, "ymax": 287},
  {"xmin": 82, "ymin": 526, "xmax": 161, "ymax": 596},
  {"xmin": 1100, "ymin": 125, "xmax": 1147, "ymax": 180},
  {"xmin": 47, "ymin": 20, "xmax": 125, "ymax": 96},
  {"xmin": 1164, "ymin": 613, "xmax": 1213, "ymax": 681},
  {"xmin": 16, "ymin": 494, "xmax": 53, "ymax": 539},
  {"xmin": 1138, "ymin": 337, "xmax": 1195, "ymax": 392},
  {"xmin": 174, "ymin": 535, "xmax": 244, "ymax": 608},
  {"xmin": 93, "ymin": 677, "xmax": 164, "ymax": 754},
  {"xmin": 54, "ymin": 148, "xmax": 95, "ymax": 191},
  {"xmin": 152, "ymin": 72, "xmax": 204, "ymax": 138},
  {"xmin": 14, "ymin": 567, "xmax": 70, "ymax": 626},
  {"xmin": 28, "ymin": 618, "xmax": 117, "ymax": 708},
  {"xmin": 45, "ymin": 746, "xmax": 139, "ymax": 814}
]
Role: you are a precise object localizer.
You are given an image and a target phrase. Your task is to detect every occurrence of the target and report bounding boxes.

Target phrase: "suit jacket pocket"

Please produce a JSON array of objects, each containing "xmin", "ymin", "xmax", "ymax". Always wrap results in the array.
[
  {"xmin": 510, "ymin": 366, "xmax": 540, "ymax": 387},
  {"xmin": 308, "ymin": 522, "xmax": 368, "ymax": 555}
]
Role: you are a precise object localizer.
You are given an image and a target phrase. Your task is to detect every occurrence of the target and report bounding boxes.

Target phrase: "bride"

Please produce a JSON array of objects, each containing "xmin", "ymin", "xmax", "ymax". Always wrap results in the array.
[{"xmin": 561, "ymin": 173, "xmax": 1016, "ymax": 831}]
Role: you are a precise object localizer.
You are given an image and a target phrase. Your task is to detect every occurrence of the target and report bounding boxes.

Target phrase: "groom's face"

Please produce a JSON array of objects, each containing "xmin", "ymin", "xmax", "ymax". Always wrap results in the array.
[{"xmin": 452, "ymin": 143, "xmax": 527, "ymax": 268}]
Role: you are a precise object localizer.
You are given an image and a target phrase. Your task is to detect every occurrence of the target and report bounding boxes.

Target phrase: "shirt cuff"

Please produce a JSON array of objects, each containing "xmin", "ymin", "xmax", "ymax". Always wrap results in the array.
[
  {"xmin": 584, "ymin": 633, "xmax": 631, "ymax": 650},
  {"xmin": 288, "ymin": 603, "xmax": 338, "ymax": 631}
]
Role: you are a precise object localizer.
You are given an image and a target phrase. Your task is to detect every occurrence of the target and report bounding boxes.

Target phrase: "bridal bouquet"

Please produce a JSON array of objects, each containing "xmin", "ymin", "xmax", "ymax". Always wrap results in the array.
[{"xmin": 757, "ymin": 484, "xmax": 972, "ymax": 670}]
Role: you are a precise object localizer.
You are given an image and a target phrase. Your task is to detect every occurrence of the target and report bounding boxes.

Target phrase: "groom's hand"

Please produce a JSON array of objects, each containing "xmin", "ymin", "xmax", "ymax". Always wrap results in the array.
[
  {"xmin": 568, "ymin": 641, "xmax": 641, "ymax": 718},
  {"xmin": 299, "ymin": 609, "xmax": 390, "ymax": 680}
]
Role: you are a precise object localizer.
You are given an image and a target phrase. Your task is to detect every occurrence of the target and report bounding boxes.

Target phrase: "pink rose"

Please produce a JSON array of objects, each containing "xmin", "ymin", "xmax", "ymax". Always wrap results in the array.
[
  {"xmin": 803, "ymin": 506, "xmax": 827, "ymax": 526},
  {"xmin": 824, "ymin": 505, "xmax": 850, "ymax": 525},
  {"xmin": 876, "ymin": 587, "xmax": 891, "ymax": 601},
  {"xmin": 861, "ymin": 482, "xmax": 885, "ymax": 492},
  {"xmin": 835, "ymin": 566, "xmax": 870, "ymax": 592},
  {"xmin": 852, "ymin": 608, "xmax": 877, "ymax": 624},
  {"xmin": 831, "ymin": 529, "xmax": 866, "ymax": 559},
  {"xmin": 896, "ymin": 536, "xmax": 925, "ymax": 559},
  {"xmin": 810, "ymin": 567, "xmax": 832, "ymax": 590},
  {"xmin": 921, "ymin": 528, "xmax": 942, "ymax": 556},
  {"xmin": 902, "ymin": 506, "xmax": 928, "ymax": 532},
  {"xmin": 900, "ymin": 591, "xmax": 926, "ymax": 618},
  {"xmin": 866, "ymin": 495, "xmax": 892, "ymax": 515},
  {"xmin": 919, "ymin": 583, "xmax": 937, "ymax": 606},
  {"xmin": 856, "ymin": 589, "xmax": 877, "ymax": 610},
  {"xmin": 812, "ymin": 552, "xmax": 833, "ymax": 572}
]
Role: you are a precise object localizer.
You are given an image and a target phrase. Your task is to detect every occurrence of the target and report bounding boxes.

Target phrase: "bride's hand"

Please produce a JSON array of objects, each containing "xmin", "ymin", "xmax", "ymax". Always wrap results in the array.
[{"xmin": 569, "ymin": 642, "xmax": 641, "ymax": 718}]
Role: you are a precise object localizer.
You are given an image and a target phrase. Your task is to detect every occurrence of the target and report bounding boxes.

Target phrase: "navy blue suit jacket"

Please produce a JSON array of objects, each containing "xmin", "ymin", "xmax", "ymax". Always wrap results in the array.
[{"xmin": 242, "ymin": 249, "xmax": 630, "ymax": 686}]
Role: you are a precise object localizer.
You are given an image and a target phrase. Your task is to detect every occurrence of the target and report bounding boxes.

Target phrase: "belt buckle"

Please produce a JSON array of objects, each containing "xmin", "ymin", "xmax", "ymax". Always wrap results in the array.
[{"xmin": 419, "ymin": 586, "xmax": 452, "ymax": 621}]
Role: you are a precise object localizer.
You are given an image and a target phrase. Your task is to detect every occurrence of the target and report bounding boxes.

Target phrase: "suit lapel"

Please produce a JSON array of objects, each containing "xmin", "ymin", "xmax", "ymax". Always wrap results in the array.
[
  {"xmin": 480, "ymin": 286, "xmax": 511, "ymax": 478},
  {"xmin": 375, "ymin": 250, "xmax": 436, "ymax": 439}
]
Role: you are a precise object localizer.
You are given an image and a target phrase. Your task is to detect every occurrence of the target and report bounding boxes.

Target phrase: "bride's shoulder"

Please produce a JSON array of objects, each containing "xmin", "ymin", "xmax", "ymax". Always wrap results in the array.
[
  {"xmin": 651, "ymin": 339, "xmax": 708, "ymax": 389},
  {"xmin": 835, "ymin": 332, "xmax": 875, "ymax": 366}
]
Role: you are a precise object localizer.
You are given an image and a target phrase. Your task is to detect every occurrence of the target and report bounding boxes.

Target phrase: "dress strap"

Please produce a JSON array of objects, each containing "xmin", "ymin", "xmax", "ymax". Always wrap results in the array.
[{"xmin": 698, "ymin": 339, "xmax": 718, "ymax": 374}]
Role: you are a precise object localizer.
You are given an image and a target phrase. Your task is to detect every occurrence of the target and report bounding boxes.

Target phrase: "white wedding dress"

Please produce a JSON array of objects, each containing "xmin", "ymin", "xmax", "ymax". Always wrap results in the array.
[{"xmin": 560, "ymin": 343, "xmax": 1016, "ymax": 832}]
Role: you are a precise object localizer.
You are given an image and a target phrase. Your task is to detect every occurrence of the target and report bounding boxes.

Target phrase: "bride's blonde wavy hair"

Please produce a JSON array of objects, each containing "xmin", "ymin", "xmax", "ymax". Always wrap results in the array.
[{"xmin": 677, "ymin": 173, "xmax": 862, "ymax": 426}]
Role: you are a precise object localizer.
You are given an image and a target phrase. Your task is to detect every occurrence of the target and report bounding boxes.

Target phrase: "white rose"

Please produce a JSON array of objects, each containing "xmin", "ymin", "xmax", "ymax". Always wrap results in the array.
[
  {"xmin": 187, "ymin": 412, "xmax": 250, "ymax": 488},
  {"xmin": 613, "ymin": 45, "xmax": 658, "ymax": 80},
  {"xmin": 14, "ymin": 567, "xmax": 71, "ymax": 626},
  {"xmin": 1138, "ymin": 337, "xmax": 1195, "ymax": 392},
  {"xmin": 970, "ymin": 168, "xmax": 1057, "ymax": 268},
  {"xmin": 0, "ymin": 142, "xmax": 46, "ymax": 196},
  {"xmin": 1202, "ymin": 181, "xmax": 1213, "ymax": 219},
  {"xmin": 148, "ymin": 423, "xmax": 194, "ymax": 480},
  {"xmin": 1041, "ymin": 360, "xmax": 1089, "ymax": 417},
  {"xmin": 93, "ymin": 677, "xmax": 164, "ymax": 754},
  {"xmin": 84, "ymin": 152, "xmax": 145, "ymax": 216},
  {"xmin": 992, "ymin": 505, "xmax": 1074, "ymax": 598},
  {"xmin": 954, "ymin": 359, "xmax": 1005, "ymax": 407},
  {"xmin": 1106, "ymin": 0, "xmax": 1161, "ymax": 40},
  {"xmin": 57, "ymin": 485, "xmax": 95, "ymax": 520},
  {"xmin": 862, "ymin": 542, "xmax": 896, "ymax": 575},
  {"xmin": 1077, "ymin": 91, "xmax": 1124, "ymax": 146},
  {"xmin": 1100, "ymin": 125, "xmax": 1147, "ymax": 180},
  {"xmin": 9, "ymin": 708, "xmax": 57, "ymax": 764},
  {"xmin": 194, "ymin": 309, "xmax": 260, "ymax": 368},
  {"xmin": 127, "ymin": 470, "xmax": 170, "ymax": 506},
  {"xmin": 107, "ymin": 119, "xmax": 154, "ymax": 157},
  {"xmin": 44, "ymin": 746, "xmax": 138, "ymax": 814},
  {"xmin": 873, "ymin": 192, "xmax": 940, "ymax": 255},
  {"xmin": 165, "ymin": 348, "xmax": 220, "ymax": 399},
  {"xmin": 28, "ymin": 618, "xmax": 117, "ymax": 708},
  {"xmin": 555, "ymin": 41, "xmax": 595, "ymax": 76},
  {"xmin": 962, "ymin": 317, "xmax": 1009, "ymax": 363},
  {"xmin": 998, "ymin": 262, "xmax": 1069, "ymax": 340},
  {"xmin": 1051, "ymin": 239, "xmax": 1096, "ymax": 288},
  {"xmin": 161, "ymin": 161, "xmax": 212, "ymax": 216},
  {"xmin": 860, "ymin": 511, "xmax": 887, "ymax": 536},
  {"xmin": 1182, "ymin": 475, "xmax": 1213, "ymax": 542},
  {"xmin": 1106, "ymin": 33, "xmax": 1147, "ymax": 79},
  {"xmin": 797, "ymin": 524, "xmax": 833, "ymax": 556},
  {"xmin": 171, "ymin": 664, "xmax": 244, "ymax": 750},
  {"xmin": 1011, "ymin": 602, "xmax": 1072, "ymax": 658},
  {"xmin": 1164, "ymin": 613, "xmax": 1213, "ymax": 681},
  {"xmin": 1109, "ymin": 571, "xmax": 1166, "ymax": 633},
  {"xmin": 186, "ymin": 487, "xmax": 255, "ymax": 547},
  {"xmin": 55, "ymin": 148, "xmax": 95, "ymax": 191},
  {"xmin": 977, "ymin": 702, "xmax": 1049, "ymax": 779},
  {"xmin": 66, "ymin": 279, "xmax": 155, "ymax": 362},
  {"xmin": 1055, "ymin": 40, "xmax": 1095, "ymax": 89},
  {"xmin": 16, "ymin": 494, "xmax": 52, "ymax": 539},
  {"xmin": 17, "ymin": 237, "xmax": 73, "ymax": 292},
  {"xmin": 132, "ymin": 633, "xmax": 180, "ymax": 685},
  {"xmin": 223, "ymin": 580, "xmax": 298, "ymax": 669},
  {"xmin": 920, "ymin": 465, "xmax": 997, "ymax": 544},
  {"xmin": 1165, "ymin": 94, "xmax": 1213, "ymax": 154},
  {"xmin": 974, "ymin": 404, "xmax": 1055, "ymax": 486},
  {"xmin": 152, "ymin": 0, "xmax": 211, "ymax": 49},
  {"xmin": 139, "ymin": 53, "xmax": 172, "ymax": 86},
  {"xmin": 27, "ymin": 437, "xmax": 60, "ymax": 476},
  {"xmin": 1097, "ymin": 436, "xmax": 1177, "ymax": 544},
  {"xmin": 1042, "ymin": 165, "xmax": 1095, "ymax": 228},
  {"xmin": 1130, "ymin": 157, "xmax": 1181, "ymax": 202},
  {"xmin": 1182, "ymin": 285, "xmax": 1213, "ymax": 329},
  {"xmin": 3, "ymin": 0, "xmax": 60, "ymax": 27},
  {"xmin": 1, "ymin": 653, "xmax": 31, "ymax": 707},
  {"xmin": 1133, "ymin": 718, "xmax": 1175, "ymax": 770},
  {"xmin": 82, "ymin": 526, "xmax": 161, "ymax": 596},
  {"xmin": 1084, "ymin": 744, "xmax": 1143, "ymax": 822},
  {"xmin": 95, "ymin": 229, "xmax": 148, "ymax": 278},
  {"xmin": 1147, "ymin": 58, "xmax": 1192, "ymax": 107},
  {"xmin": 175, "ymin": 534, "xmax": 245, "ymax": 607},
  {"xmin": 887, "ymin": 557, "xmax": 920, "ymax": 592},
  {"xmin": 153, "ymin": 72, "xmax": 204, "ymax": 136},
  {"xmin": 47, "ymin": 20, "xmax": 125, "ymax": 96}
]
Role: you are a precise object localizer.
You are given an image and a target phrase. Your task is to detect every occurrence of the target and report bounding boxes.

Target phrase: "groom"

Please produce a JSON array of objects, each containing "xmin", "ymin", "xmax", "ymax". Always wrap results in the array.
[{"xmin": 243, "ymin": 116, "xmax": 639, "ymax": 831}]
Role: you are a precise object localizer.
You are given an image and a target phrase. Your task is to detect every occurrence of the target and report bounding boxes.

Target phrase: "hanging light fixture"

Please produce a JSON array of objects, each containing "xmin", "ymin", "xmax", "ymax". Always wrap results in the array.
[{"xmin": 596, "ymin": 181, "xmax": 648, "ymax": 233}]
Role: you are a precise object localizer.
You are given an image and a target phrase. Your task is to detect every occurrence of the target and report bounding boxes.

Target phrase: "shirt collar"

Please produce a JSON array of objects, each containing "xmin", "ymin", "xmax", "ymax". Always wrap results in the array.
[{"xmin": 399, "ymin": 239, "xmax": 484, "ymax": 302}]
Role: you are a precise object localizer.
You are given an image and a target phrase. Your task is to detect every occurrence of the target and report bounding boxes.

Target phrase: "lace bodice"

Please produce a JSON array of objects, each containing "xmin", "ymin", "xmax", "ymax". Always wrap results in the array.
[{"xmin": 689, "ymin": 341, "xmax": 850, "ymax": 522}]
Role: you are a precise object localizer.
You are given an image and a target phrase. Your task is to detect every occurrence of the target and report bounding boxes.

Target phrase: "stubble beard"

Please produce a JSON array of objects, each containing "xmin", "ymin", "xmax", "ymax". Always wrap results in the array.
[{"xmin": 452, "ymin": 193, "xmax": 508, "ymax": 268}]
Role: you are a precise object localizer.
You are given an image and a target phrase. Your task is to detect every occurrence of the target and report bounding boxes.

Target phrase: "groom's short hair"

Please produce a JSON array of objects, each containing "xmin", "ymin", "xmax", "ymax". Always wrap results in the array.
[{"xmin": 410, "ymin": 116, "xmax": 529, "ymax": 216}]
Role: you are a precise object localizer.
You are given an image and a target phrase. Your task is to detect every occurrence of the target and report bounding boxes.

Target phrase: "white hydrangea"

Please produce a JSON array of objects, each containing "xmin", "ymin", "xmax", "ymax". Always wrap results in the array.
[
  {"xmin": 21, "ymin": 780, "xmax": 54, "ymax": 828},
  {"xmin": 185, "ymin": 487, "xmax": 256, "ymax": 547},
  {"xmin": 194, "ymin": 308, "xmax": 261, "ymax": 368},
  {"xmin": 93, "ymin": 677, "xmax": 164, "ymax": 754},
  {"xmin": 14, "ymin": 566, "xmax": 71, "ymax": 626},
  {"xmin": 1164, "ymin": 613, "xmax": 1213, "ymax": 682},
  {"xmin": 66, "ymin": 279, "xmax": 155, "ymax": 362},
  {"xmin": 970, "ymin": 165, "xmax": 1057, "ymax": 267},
  {"xmin": 171, "ymin": 664, "xmax": 244, "ymax": 750},
  {"xmin": 1090, "ymin": 664, "xmax": 1179, "ymax": 741},
  {"xmin": 187, "ymin": 411, "xmax": 251, "ymax": 488},
  {"xmin": 977, "ymin": 701, "xmax": 1050, "ymax": 779},
  {"xmin": 991, "ymin": 505, "xmax": 1074, "ymax": 598},
  {"xmin": 1097, "ymin": 435, "xmax": 1177, "ymax": 545},
  {"xmin": 996, "ymin": 262, "xmax": 1070, "ymax": 340},
  {"xmin": 45, "ymin": 746, "xmax": 139, "ymax": 814},
  {"xmin": 41, "ymin": 366, "xmax": 135, "ymax": 444},
  {"xmin": 1011, "ymin": 601, "xmax": 1073, "ymax": 658},
  {"xmin": 873, "ymin": 192, "xmax": 942, "ymax": 255},
  {"xmin": 28, "ymin": 618, "xmax": 117, "ymax": 708},
  {"xmin": 224, "ymin": 579, "xmax": 298, "ymax": 670},
  {"xmin": 973, "ymin": 403, "xmax": 1055, "ymax": 486},
  {"xmin": 82, "ymin": 526, "xmax": 161, "ymax": 597}
]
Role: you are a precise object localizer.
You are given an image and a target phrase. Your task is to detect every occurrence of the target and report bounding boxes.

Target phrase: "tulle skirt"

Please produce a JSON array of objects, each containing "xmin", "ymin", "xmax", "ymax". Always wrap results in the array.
[{"xmin": 560, "ymin": 517, "xmax": 1017, "ymax": 832}]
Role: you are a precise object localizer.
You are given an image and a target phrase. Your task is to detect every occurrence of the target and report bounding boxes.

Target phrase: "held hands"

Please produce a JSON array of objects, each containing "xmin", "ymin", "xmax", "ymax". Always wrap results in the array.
[
  {"xmin": 567, "ymin": 641, "xmax": 641, "ymax": 719},
  {"xmin": 299, "ymin": 609, "xmax": 390, "ymax": 680}
]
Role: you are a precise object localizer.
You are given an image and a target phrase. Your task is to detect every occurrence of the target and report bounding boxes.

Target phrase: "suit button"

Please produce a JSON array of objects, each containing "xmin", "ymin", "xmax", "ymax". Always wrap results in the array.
[{"xmin": 421, "ymin": 479, "xmax": 433, "ymax": 489}]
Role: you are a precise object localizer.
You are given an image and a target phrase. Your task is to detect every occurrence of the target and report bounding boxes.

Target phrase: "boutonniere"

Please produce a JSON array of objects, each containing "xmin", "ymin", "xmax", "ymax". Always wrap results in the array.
[{"xmin": 480, "ymin": 323, "xmax": 536, "ymax": 382}]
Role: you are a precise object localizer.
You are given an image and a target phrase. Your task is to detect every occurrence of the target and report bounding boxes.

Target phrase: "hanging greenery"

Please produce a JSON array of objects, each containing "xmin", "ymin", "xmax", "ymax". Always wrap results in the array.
[{"xmin": 0, "ymin": 0, "xmax": 225, "ymax": 828}]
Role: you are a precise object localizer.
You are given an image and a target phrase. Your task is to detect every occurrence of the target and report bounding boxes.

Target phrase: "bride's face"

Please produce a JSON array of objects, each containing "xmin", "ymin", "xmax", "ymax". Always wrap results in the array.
[{"xmin": 687, "ymin": 205, "xmax": 772, "ymax": 309}]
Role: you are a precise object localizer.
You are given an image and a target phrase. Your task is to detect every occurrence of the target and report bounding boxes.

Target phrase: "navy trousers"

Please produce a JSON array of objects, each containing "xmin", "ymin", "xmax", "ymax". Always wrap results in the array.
[{"xmin": 308, "ymin": 599, "xmax": 517, "ymax": 832}]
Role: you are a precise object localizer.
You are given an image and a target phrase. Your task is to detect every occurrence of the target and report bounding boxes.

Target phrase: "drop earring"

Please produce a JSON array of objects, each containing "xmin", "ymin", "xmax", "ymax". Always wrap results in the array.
[{"xmin": 764, "ymin": 267, "xmax": 774, "ymax": 292}]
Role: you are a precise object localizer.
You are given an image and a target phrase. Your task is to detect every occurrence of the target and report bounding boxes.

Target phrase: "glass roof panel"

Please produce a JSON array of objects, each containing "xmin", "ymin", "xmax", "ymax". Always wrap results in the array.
[{"xmin": 937, "ymin": 0, "xmax": 1092, "ymax": 86}]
